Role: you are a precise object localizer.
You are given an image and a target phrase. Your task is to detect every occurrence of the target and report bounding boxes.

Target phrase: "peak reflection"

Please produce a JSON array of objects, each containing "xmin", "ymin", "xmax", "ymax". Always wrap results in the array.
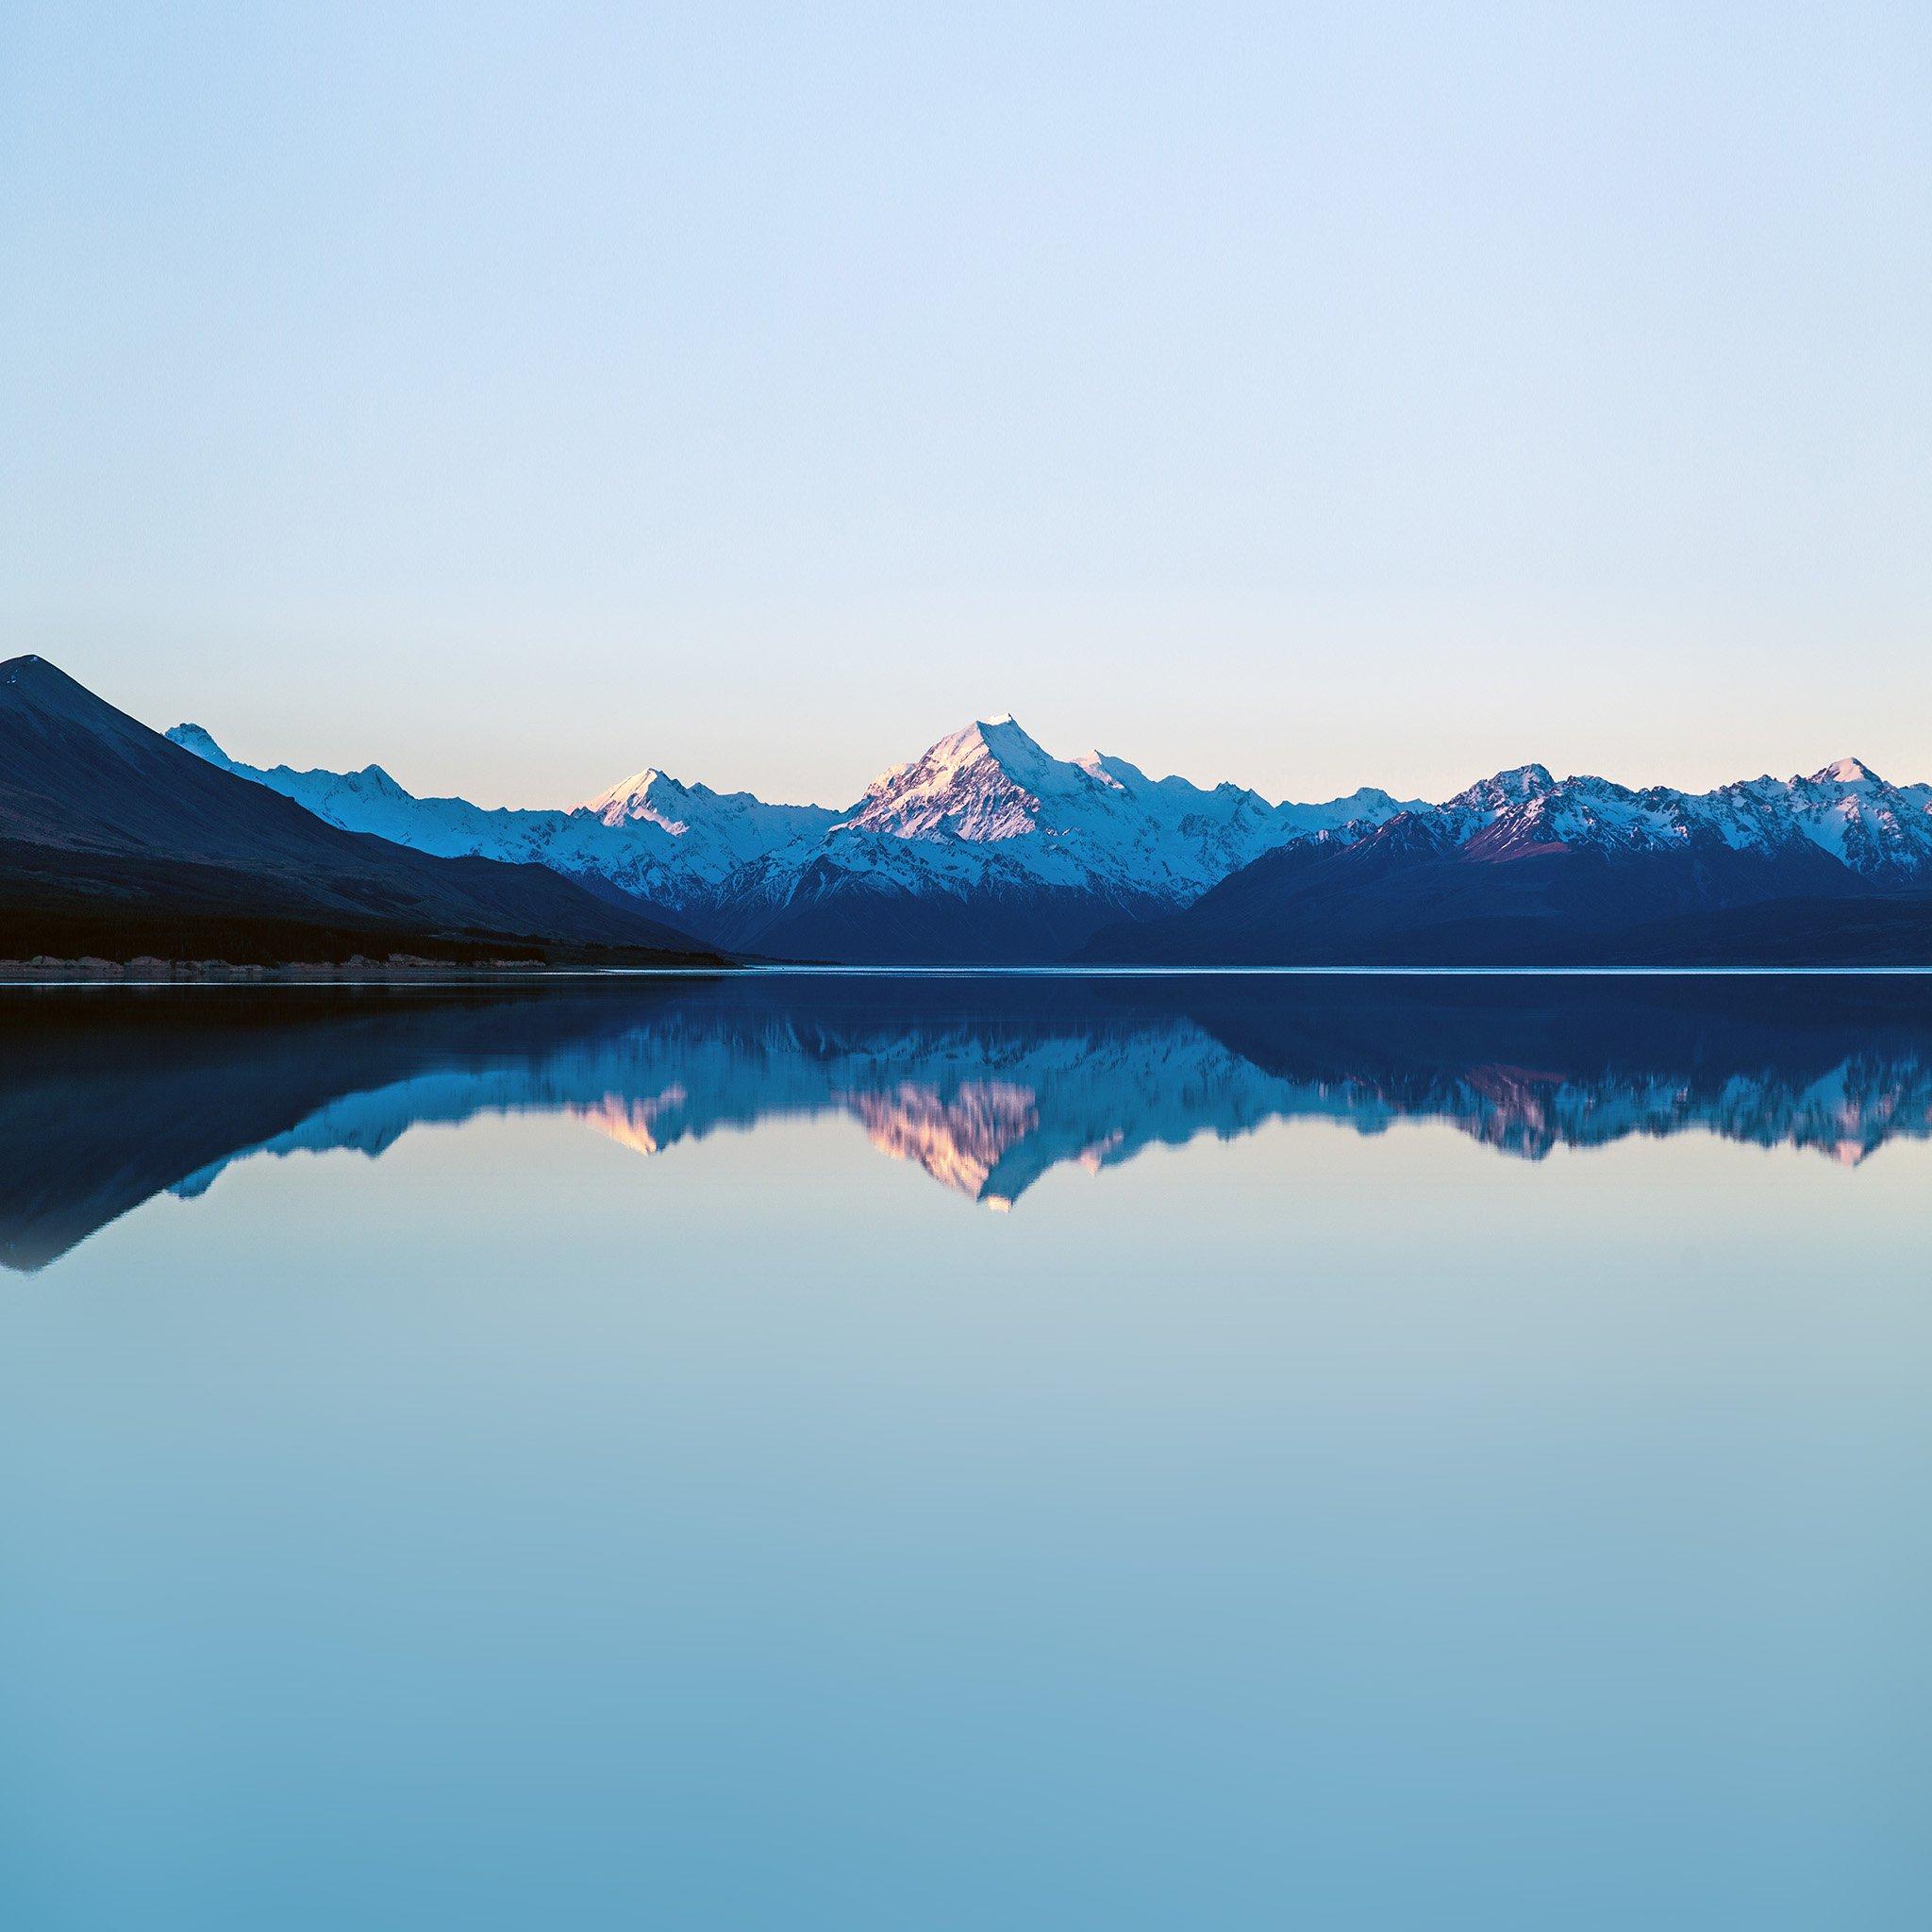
[{"xmin": 4, "ymin": 973, "xmax": 1930, "ymax": 1269}]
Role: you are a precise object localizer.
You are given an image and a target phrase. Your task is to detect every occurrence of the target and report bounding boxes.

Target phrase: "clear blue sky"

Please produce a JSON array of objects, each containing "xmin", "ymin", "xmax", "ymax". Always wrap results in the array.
[{"xmin": 3, "ymin": 1, "xmax": 1925, "ymax": 808}]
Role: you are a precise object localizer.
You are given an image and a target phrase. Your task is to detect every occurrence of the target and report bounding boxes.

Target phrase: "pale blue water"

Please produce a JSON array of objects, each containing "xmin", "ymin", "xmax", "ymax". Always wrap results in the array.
[{"xmin": 3, "ymin": 974, "xmax": 1929, "ymax": 1929}]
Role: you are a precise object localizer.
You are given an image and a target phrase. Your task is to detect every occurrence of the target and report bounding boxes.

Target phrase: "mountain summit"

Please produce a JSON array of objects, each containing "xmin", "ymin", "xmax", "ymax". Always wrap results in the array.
[{"xmin": 845, "ymin": 717, "xmax": 1071, "ymax": 842}]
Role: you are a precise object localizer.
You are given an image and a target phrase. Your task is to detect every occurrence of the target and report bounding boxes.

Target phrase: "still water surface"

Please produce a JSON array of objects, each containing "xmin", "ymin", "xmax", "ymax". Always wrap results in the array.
[{"xmin": 3, "ymin": 973, "xmax": 1929, "ymax": 1929}]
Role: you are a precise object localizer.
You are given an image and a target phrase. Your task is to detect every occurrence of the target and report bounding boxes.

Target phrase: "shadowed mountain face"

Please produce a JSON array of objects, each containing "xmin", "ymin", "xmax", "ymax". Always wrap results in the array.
[
  {"xmin": 5, "ymin": 973, "xmax": 1930, "ymax": 1270},
  {"xmin": 1082, "ymin": 832, "xmax": 1932, "ymax": 966}
]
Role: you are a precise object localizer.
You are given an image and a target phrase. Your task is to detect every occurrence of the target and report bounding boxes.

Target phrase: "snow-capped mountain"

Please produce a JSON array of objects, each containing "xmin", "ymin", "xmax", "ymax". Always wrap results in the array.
[
  {"xmin": 167, "ymin": 722, "xmax": 839, "ymax": 914},
  {"xmin": 1090, "ymin": 757, "xmax": 1932, "ymax": 966},
  {"xmin": 841, "ymin": 716, "xmax": 1406, "ymax": 890},
  {"xmin": 166, "ymin": 713, "xmax": 1424, "ymax": 958},
  {"xmin": 693, "ymin": 717, "xmax": 1424, "ymax": 958},
  {"xmin": 165, "ymin": 708, "xmax": 1930, "ymax": 962},
  {"xmin": 1415, "ymin": 758, "xmax": 1932, "ymax": 876}
]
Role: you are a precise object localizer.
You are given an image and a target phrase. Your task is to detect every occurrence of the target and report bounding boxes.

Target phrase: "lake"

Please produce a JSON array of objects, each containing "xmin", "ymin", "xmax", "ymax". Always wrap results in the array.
[{"xmin": 3, "ymin": 971, "xmax": 1929, "ymax": 1929}]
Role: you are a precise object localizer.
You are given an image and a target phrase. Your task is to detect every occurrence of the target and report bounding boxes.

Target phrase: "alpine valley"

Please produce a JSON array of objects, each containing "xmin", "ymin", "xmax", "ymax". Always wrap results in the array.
[
  {"xmin": 164, "ymin": 694, "xmax": 1932, "ymax": 966},
  {"xmin": 2, "ymin": 656, "xmax": 1927, "ymax": 966}
]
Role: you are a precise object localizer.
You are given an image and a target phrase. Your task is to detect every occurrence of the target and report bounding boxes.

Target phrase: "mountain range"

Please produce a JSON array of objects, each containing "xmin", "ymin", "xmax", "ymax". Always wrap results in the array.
[
  {"xmin": 1, "ymin": 655, "xmax": 1926, "ymax": 966},
  {"xmin": 169, "ymin": 710, "xmax": 1425, "ymax": 961},
  {"xmin": 169, "ymin": 691, "xmax": 1931, "ymax": 965}
]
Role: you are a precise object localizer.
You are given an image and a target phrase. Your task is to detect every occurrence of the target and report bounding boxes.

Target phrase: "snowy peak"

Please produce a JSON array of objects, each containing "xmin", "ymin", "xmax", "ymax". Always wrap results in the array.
[
  {"xmin": 824, "ymin": 716, "xmax": 1425, "ymax": 907},
  {"xmin": 582, "ymin": 764, "xmax": 668, "ymax": 809},
  {"xmin": 167, "ymin": 722, "xmax": 232, "ymax": 766},
  {"xmin": 845, "ymin": 716, "xmax": 1079, "ymax": 843},
  {"xmin": 1397, "ymin": 753, "xmax": 1932, "ymax": 878},
  {"xmin": 349, "ymin": 761, "xmax": 408, "ymax": 799},
  {"xmin": 579, "ymin": 766, "xmax": 693, "ymax": 830},
  {"xmin": 926, "ymin": 715, "xmax": 1062, "ymax": 788},
  {"xmin": 1271, "ymin": 784, "xmax": 1425, "ymax": 840},
  {"xmin": 1448, "ymin": 763, "xmax": 1558, "ymax": 814},
  {"xmin": 169, "ymin": 724, "xmax": 409, "ymax": 807},
  {"xmin": 574, "ymin": 764, "xmax": 840, "ymax": 874},
  {"xmin": 1807, "ymin": 756, "xmax": 1884, "ymax": 789},
  {"xmin": 1073, "ymin": 749, "xmax": 1127, "ymax": 790}
]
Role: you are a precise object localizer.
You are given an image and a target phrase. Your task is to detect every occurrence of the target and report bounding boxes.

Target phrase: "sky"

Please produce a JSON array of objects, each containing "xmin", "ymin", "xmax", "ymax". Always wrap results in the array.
[{"xmin": 2, "ymin": 1, "xmax": 1926, "ymax": 810}]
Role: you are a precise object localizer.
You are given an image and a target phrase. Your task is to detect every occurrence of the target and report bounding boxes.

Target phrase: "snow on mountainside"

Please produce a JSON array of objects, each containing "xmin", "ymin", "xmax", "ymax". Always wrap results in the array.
[
  {"xmin": 166, "ymin": 711, "xmax": 1931, "ymax": 960},
  {"xmin": 166, "ymin": 714, "xmax": 1426, "ymax": 942},
  {"xmin": 1090, "ymin": 752, "xmax": 1932, "ymax": 967},
  {"xmin": 828, "ymin": 715, "xmax": 1418, "ymax": 898},
  {"xmin": 1392, "ymin": 757, "xmax": 1932, "ymax": 876},
  {"xmin": 577, "ymin": 765, "xmax": 839, "ymax": 870},
  {"xmin": 166, "ymin": 723, "xmax": 839, "ymax": 910}
]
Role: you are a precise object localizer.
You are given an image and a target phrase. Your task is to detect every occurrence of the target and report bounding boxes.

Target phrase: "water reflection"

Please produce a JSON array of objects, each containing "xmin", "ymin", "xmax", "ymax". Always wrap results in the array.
[{"xmin": 4, "ymin": 972, "xmax": 1929, "ymax": 1269}]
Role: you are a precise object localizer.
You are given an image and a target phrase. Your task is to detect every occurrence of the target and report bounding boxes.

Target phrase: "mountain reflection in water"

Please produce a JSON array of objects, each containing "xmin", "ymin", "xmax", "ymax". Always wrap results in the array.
[{"xmin": 4, "ymin": 972, "xmax": 1930, "ymax": 1270}]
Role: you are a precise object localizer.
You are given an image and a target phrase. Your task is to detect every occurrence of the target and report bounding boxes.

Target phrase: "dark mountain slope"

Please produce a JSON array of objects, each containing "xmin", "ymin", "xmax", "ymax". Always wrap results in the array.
[
  {"xmin": 0, "ymin": 657, "xmax": 724, "ymax": 964},
  {"xmin": 702, "ymin": 852, "xmax": 1175, "ymax": 964},
  {"xmin": 1081, "ymin": 814, "xmax": 1929, "ymax": 965}
]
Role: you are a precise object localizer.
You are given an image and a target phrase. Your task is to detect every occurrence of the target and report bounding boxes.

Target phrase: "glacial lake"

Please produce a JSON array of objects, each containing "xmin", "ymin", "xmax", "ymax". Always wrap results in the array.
[{"xmin": 3, "ymin": 970, "xmax": 1930, "ymax": 1930}]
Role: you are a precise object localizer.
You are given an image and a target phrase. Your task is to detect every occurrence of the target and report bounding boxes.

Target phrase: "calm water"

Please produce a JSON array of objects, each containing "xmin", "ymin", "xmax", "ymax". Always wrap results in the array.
[{"xmin": 3, "ymin": 972, "xmax": 1930, "ymax": 1930}]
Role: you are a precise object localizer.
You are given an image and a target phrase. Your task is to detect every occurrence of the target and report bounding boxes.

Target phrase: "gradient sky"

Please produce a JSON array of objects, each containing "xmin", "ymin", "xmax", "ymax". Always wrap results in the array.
[{"xmin": 3, "ymin": 1, "xmax": 1926, "ymax": 809}]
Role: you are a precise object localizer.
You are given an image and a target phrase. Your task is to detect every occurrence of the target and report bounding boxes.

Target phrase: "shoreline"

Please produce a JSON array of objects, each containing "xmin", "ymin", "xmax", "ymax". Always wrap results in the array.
[
  {"xmin": 0, "ymin": 955, "xmax": 677, "ymax": 983},
  {"xmin": 3, "ymin": 956, "xmax": 1929, "ymax": 985}
]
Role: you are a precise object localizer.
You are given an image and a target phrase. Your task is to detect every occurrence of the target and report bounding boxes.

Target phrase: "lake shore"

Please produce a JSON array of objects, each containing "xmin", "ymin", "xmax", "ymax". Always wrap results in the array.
[{"xmin": 0, "ymin": 954, "xmax": 581, "ymax": 982}]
